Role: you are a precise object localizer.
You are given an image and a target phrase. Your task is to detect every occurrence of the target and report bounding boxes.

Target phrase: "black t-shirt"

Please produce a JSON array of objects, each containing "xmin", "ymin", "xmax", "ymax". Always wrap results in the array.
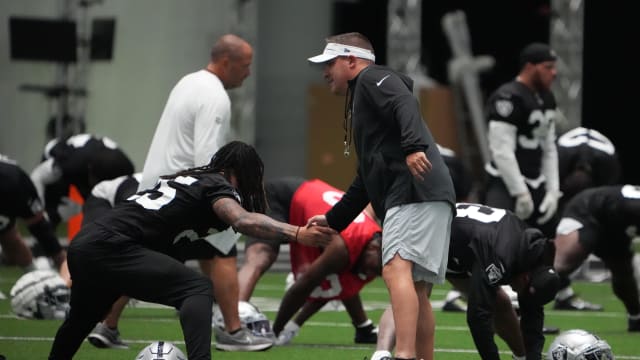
[
  {"xmin": 82, "ymin": 172, "xmax": 241, "ymax": 256},
  {"xmin": 448, "ymin": 202, "xmax": 547, "ymax": 360},
  {"xmin": 556, "ymin": 127, "xmax": 621, "ymax": 201},
  {"xmin": 263, "ymin": 177, "xmax": 306, "ymax": 222},
  {"xmin": 438, "ymin": 145, "xmax": 472, "ymax": 201},
  {"xmin": 82, "ymin": 174, "xmax": 141, "ymax": 226},
  {"xmin": 43, "ymin": 134, "xmax": 125, "ymax": 198},
  {"xmin": 561, "ymin": 185, "xmax": 640, "ymax": 258},
  {"xmin": 486, "ymin": 81, "xmax": 557, "ymax": 180},
  {"xmin": 0, "ymin": 155, "xmax": 43, "ymax": 233}
]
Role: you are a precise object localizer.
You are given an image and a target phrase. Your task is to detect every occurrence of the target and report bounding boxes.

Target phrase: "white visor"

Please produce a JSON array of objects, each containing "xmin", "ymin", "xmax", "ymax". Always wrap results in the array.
[{"xmin": 308, "ymin": 43, "xmax": 376, "ymax": 63}]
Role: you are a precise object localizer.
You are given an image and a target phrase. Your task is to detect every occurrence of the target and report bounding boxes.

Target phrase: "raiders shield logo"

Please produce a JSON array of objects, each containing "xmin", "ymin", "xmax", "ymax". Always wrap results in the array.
[
  {"xmin": 495, "ymin": 99, "xmax": 513, "ymax": 117},
  {"xmin": 485, "ymin": 263, "xmax": 503, "ymax": 284},
  {"xmin": 550, "ymin": 346, "xmax": 567, "ymax": 360}
]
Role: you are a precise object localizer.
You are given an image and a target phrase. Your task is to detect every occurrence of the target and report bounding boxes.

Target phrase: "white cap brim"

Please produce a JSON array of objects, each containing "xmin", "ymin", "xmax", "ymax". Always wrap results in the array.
[
  {"xmin": 307, "ymin": 53, "xmax": 339, "ymax": 64},
  {"xmin": 307, "ymin": 43, "xmax": 375, "ymax": 64}
]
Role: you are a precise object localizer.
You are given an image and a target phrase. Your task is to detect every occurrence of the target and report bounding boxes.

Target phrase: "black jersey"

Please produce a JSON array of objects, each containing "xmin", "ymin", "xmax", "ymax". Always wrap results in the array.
[
  {"xmin": 82, "ymin": 174, "xmax": 141, "ymax": 226},
  {"xmin": 560, "ymin": 185, "xmax": 640, "ymax": 259},
  {"xmin": 0, "ymin": 155, "xmax": 44, "ymax": 233},
  {"xmin": 448, "ymin": 202, "xmax": 547, "ymax": 360},
  {"xmin": 556, "ymin": 127, "xmax": 621, "ymax": 200},
  {"xmin": 43, "ymin": 133, "xmax": 126, "ymax": 198},
  {"xmin": 486, "ymin": 81, "xmax": 557, "ymax": 180},
  {"xmin": 438, "ymin": 145, "xmax": 472, "ymax": 201},
  {"xmin": 84, "ymin": 172, "xmax": 241, "ymax": 256},
  {"xmin": 448, "ymin": 203, "xmax": 545, "ymax": 285}
]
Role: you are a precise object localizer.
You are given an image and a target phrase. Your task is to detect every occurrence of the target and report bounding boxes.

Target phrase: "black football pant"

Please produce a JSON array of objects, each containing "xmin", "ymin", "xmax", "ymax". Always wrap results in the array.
[{"xmin": 48, "ymin": 230, "xmax": 214, "ymax": 360}]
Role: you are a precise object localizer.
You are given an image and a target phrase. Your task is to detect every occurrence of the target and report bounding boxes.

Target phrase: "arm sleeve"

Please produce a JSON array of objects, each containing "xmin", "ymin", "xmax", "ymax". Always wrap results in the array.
[
  {"xmin": 29, "ymin": 158, "xmax": 62, "ymax": 204},
  {"xmin": 193, "ymin": 91, "xmax": 231, "ymax": 166},
  {"xmin": 325, "ymin": 174, "xmax": 369, "ymax": 232},
  {"xmin": 466, "ymin": 262, "xmax": 501, "ymax": 360},
  {"xmin": 488, "ymin": 121, "xmax": 528, "ymax": 196},
  {"xmin": 27, "ymin": 217, "xmax": 62, "ymax": 256},
  {"xmin": 540, "ymin": 120, "xmax": 560, "ymax": 193},
  {"xmin": 367, "ymin": 73, "xmax": 429, "ymax": 155},
  {"xmin": 518, "ymin": 293, "xmax": 545, "ymax": 360},
  {"xmin": 394, "ymin": 94, "xmax": 429, "ymax": 155}
]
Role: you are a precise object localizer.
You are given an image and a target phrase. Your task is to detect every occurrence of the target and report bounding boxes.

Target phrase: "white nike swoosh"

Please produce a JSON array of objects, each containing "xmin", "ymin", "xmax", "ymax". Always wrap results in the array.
[{"xmin": 376, "ymin": 74, "xmax": 390, "ymax": 87}]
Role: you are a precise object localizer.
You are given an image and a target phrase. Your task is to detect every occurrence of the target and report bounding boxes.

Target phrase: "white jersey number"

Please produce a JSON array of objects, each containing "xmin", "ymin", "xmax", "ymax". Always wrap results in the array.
[
  {"xmin": 128, "ymin": 176, "xmax": 197, "ymax": 210},
  {"xmin": 518, "ymin": 109, "xmax": 555, "ymax": 150},
  {"xmin": 557, "ymin": 127, "xmax": 615, "ymax": 155},
  {"xmin": 310, "ymin": 273, "xmax": 342, "ymax": 299},
  {"xmin": 456, "ymin": 203, "xmax": 506, "ymax": 223}
]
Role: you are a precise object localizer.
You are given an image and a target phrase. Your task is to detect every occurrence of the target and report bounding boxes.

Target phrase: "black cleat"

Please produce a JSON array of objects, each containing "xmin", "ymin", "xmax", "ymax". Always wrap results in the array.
[
  {"xmin": 554, "ymin": 295, "xmax": 603, "ymax": 311},
  {"xmin": 442, "ymin": 296, "xmax": 468, "ymax": 312},
  {"xmin": 542, "ymin": 326, "xmax": 560, "ymax": 335},
  {"xmin": 629, "ymin": 318, "xmax": 640, "ymax": 332},
  {"xmin": 354, "ymin": 323, "xmax": 378, "ymax": 344}
]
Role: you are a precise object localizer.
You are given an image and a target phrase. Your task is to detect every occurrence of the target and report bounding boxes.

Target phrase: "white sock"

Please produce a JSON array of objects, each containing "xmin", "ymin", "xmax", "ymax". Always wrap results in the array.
[
  {"xmin": 629, "ymin": 313, "xmax": 640, "ymax": 320},
  {"xmin": 356, "ymin": 319, "xmax": 373, "ymax": 328},
  {"xmin": 445, "ymin": 290, "xmax": 462, "ymax": 302},
  {"xmin": 283, "ymin": 320, "xmax": 300, "ymax": 333},
  {"xmin": 555, "ymin": 286, "xmax": 575, "ymax": 301},
  {"xmin": 371, "ymin": 350, "xmax": 392, "ymax": 360}
]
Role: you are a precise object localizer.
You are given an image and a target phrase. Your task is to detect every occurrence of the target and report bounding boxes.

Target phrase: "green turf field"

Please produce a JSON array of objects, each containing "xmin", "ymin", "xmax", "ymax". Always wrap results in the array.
[{"xmin": 0, "ymin": 266, "xmax": 638, "ymax": 359}]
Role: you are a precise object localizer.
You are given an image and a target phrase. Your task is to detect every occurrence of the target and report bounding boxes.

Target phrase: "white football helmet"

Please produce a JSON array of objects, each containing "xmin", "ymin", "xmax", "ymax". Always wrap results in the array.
[
  {"xmin": 212, "ymin": 301, "xmax": 274, "ymax": 338},
  {"xmin": 10, "ymin": 270, "xmax": 70, "ymax": 320},
  {"xmin": 547, "ymin": 329, "xmax": 614, "ymax": 360},
  {"xmin": 135, "ymin": 341, "xmax": 186, "ymax": 360}
]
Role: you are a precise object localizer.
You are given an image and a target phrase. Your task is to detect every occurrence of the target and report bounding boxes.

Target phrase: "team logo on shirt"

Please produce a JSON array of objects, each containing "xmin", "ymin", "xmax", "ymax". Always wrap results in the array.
[
  {"xmin": 232, "ymin": 190, "xmax": 242, "ymax": 204},
  {"xmin": 495, "ymin": 100, "xmax": 513, "ymax": 117},
  {"xmin": 485, "ymin": 263, "xmax": 504, "ymax": 284}
]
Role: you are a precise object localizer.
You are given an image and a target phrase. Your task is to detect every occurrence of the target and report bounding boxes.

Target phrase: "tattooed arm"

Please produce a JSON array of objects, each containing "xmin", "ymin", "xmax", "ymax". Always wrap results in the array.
[{"xmin": 212, "ymin": 197, "xmax": 334, "ymax": 247}]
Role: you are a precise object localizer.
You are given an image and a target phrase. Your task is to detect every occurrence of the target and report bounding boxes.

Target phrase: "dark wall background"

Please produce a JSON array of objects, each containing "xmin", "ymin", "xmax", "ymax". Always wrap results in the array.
[
  {"xmin": 420, "ymin": 0, "xmax": 551, "ymax": 95},
  {"xmin": 582, "ymin": 1, "xmax": 637, "ymax": 184},
  {"xmin": 332, "ymin": 0, "xmax": 388, "ymax": 64},
  {"xmin": 333, "ymin": 0, "xmax": 636, "ymax": 184}
]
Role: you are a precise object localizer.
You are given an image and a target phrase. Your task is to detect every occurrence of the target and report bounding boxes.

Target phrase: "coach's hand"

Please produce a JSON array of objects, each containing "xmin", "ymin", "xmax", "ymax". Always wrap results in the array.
[
  {"xmin": 296, "ymin": 224, "xmax": 335, "ymax": 248},
  {"xmin": 306, "ymin": 214, "xmax": 328, "ymax": 227},
  {"xmin": 406, "ymin": 151, "xmax": 432, "ymax": 181}
]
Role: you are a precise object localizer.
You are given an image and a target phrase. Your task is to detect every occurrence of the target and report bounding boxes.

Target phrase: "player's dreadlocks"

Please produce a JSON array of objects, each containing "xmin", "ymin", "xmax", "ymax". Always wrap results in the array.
[{"xmin": 163, "ymin": 141, "xmax": 267, "ymax": 213}]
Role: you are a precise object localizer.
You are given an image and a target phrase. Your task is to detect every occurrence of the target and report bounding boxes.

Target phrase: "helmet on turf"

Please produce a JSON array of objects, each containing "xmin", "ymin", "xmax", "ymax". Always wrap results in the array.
[
  {"xmin": 547, "ymin": 329, "xmax": 614, "ymax": 360},
  {"xmin": 135, "ymin": 341, "xmax": 186, "ymax": 360},
  {"xmin": 10, "ymin": 270, "xmax": 70, "ymax": 319},
  {"xmin": 212, "ymin": 300, "xmax": 274, "ymax": 338}
]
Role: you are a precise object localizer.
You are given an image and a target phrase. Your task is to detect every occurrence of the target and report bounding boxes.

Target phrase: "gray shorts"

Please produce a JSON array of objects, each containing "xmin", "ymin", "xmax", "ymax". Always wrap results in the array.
[{"xmin": 382, "ymin": 201, "xmax": 453, "ymax": 284}]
